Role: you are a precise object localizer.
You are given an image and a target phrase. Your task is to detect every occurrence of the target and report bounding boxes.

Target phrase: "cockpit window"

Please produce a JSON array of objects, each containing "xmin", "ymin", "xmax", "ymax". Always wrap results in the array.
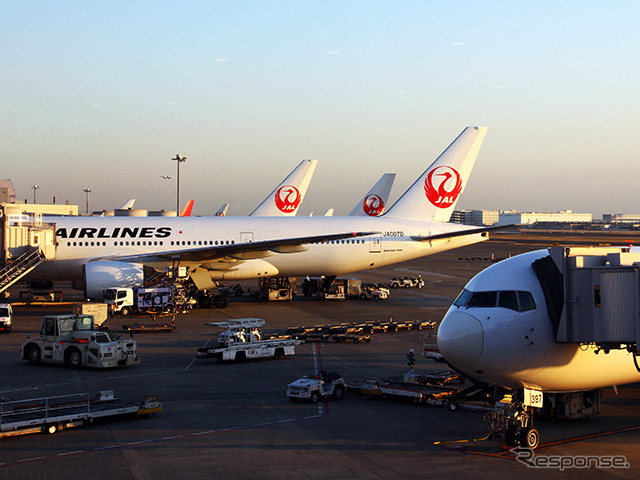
[
  {"xmin": 498, "ymin": 291, "xmax": 518, "ymax": 311},
  {"xmin": 454, "ymin": 289, "xmax": 536, "ymax": 312},
  {"xmin": 453, "ymin": 289, "xmax": 473, "ymax": 307},
  {"xmin": 518, "ymin": 291, "xmax": 536, "ymax": 311},
  {"xmin": 467, "ymin": 291, "xmax": 497, "ymax": 308}
]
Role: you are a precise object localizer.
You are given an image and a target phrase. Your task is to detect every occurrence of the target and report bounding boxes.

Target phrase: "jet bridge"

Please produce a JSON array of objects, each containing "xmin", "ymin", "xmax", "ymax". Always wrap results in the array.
[
  {"xmin": 542, "ymin": 246, "xmax": 640, "ymax": 355},
  {"xmin": 0, "ymin": 204, "xmax": 57, "ymax": 295}
]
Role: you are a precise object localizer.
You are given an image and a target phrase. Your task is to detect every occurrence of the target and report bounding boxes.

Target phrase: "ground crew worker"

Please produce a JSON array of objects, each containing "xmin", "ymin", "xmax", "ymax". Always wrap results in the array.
[{"xmin": 406, "ymin": 348, "xmax": 416, "ymax": 374}]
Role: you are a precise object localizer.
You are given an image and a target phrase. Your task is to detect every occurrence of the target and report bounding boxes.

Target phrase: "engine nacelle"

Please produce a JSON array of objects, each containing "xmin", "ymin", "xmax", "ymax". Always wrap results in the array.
[{"xmin": 83, "ymin": 261, "xmax": 144, "ymax": 300}]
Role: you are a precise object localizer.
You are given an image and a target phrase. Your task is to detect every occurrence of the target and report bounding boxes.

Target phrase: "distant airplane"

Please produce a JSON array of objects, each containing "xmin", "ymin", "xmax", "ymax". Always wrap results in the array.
[
  {"xmin": 159, "ymin": 175, "xmax": 172, "ymax": 180},
  {"xmin": 28, "ymin": 127, "xmax": 491, "ymax": 306},
  {"xmin": 349, "ymin": 173, "xmax": 395, "ymax": 216},
  {"xmin": 214, "ymin": 203, "xmax": 229, "ymax": 217},
  {"xmin": 249, "ymin": 159, "xmax": 317, "ymax": 216},
  {"xmin": 118, "ymin": 199, "xmax": 136, "ymax": 209},
  {"xmin": 179, "ymin": 200, "xmax": 194, "ymax": 217}
]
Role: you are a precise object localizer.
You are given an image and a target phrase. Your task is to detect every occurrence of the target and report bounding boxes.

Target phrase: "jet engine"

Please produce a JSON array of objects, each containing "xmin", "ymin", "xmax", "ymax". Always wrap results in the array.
[{"xmin": 83, "ymin": 261, "xmax": 145, "ymax": 300}]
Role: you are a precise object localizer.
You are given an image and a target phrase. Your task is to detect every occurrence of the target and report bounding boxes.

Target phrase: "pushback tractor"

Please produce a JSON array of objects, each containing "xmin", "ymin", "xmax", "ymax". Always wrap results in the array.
[{"xmin": 22, "ymin": 314, "xmax": 139, "ymax": 368}]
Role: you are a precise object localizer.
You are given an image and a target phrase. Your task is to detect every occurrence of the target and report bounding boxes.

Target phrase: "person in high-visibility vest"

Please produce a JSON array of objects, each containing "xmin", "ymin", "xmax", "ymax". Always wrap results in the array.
[{"xmin": 406, "ymin": 348, "xmax": 416, "ymax": 374}]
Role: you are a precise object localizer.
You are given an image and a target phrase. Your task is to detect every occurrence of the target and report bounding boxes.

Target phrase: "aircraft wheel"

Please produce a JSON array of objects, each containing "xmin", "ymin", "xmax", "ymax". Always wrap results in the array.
[
  {"xmin": 202, "ymin": 296, "xmax": 214, "ymax": 308},
  {"xmin": 521, "ymin": 427, "xmax": 540, "ymax": 450},
  {"xmin": 213, "ymin": 295, "xmax": 228, "ymax": 309}
]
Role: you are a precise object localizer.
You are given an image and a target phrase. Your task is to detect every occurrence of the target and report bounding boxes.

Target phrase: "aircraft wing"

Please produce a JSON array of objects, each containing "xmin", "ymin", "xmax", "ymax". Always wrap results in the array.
[
  {"xmin": 411, "ymin": 225, "xmax": 509, "ymax": 242},
  {"xmin": 91, "ymin": 230, "xmax": 377, "ymax": 264}
]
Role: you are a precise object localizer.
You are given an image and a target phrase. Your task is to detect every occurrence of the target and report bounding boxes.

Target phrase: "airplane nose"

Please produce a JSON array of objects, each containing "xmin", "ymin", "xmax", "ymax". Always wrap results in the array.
[{"xmin": 437, "ymin": 311, "xmax": 484, "ymax": 369}]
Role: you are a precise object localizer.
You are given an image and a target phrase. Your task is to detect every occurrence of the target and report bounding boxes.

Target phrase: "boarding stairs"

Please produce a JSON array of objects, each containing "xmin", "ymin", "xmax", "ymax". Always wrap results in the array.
[{"xmin": 0, "ymin": 246, "xmax": 46, "ymax": 295}]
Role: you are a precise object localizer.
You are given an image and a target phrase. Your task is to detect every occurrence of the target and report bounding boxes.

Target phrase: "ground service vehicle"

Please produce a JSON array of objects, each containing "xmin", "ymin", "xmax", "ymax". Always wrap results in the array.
[
  {"xmin": 0, "ymin": 303, "xmax": 12, "ymax": 333},
  {"xmin": 0, "ymin": 390, "xmax": 161, "ymax": 439},
  {"xmin": 21, "ymin": 314, "xmax": 139, "ymax": 368},
  {"xmin": 359, "ymin": 284, "xmax": 390, "ymax": 300},
  {"xmin": 72, "ymin": 302, "xmax": 108, "ymax": 327},
  {"xmin": 389, "ymin": 276, "xmax": 424, "ymax": 289},
  {"xmin": 196, "ymin": 318, "xmax": 303, "ymax": 361},
  {"xmin": 287, "ymin": 371, "xmax": 347, "ymax": 402},
  {"xmin": 103, "ymin": 287, "xmax": 173, "ymax": 316}
]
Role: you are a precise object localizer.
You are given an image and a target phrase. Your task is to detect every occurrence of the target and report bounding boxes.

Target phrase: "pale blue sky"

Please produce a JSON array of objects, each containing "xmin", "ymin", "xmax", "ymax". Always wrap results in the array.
[{"xmin": 2, "ymin": 1, "xmax": 639, "ymax": 217}]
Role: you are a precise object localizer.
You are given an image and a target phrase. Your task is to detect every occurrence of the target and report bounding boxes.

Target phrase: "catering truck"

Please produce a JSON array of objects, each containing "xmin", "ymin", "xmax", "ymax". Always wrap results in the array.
[{"xmin": 103, "ymin": 287, "xmax": 173, "ymax": 316}]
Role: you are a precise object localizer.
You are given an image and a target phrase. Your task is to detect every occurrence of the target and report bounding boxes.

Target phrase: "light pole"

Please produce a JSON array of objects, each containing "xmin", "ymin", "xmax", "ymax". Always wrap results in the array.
[
  {"xmin": 171, "ymin": 154, "xmax": 187, "ymax": 214},
  {"xmin": 83, "ymin": 188, "xmax": 92, "ymax": 215},
  {"xmin": 31, "ymin": 185, "xmax": 39, "ymax": 204}
]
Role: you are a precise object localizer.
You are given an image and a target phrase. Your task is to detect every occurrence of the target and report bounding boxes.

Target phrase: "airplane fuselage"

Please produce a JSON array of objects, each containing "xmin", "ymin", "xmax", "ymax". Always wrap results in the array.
[
  {"xmin": 438, "ymin": 249, "xmax": 640, "ymax": 392},
  {"xmin": 30, "ymin": 215, "xmax": 487, "ymax": 281}
]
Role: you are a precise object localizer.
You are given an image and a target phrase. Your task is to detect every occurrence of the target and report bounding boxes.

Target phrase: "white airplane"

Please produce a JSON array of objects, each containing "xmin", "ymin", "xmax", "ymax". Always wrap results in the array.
[
  {"xmin": 209, "ymin": 159, "xmax": 317, "ymax": 217},
  {"xmin": 349, "ymin": 173, "xmax": 395, "ymax": 216},
  {"xmin": 28, "ymin": 127, "xmax": 491, "ymax": 301},
  {"xmin": 214, "ymin": 203, "xmax": 229, "ymax": 217},
  {"xmin": 321, "ymin": 173, "xmax": 395, "ymax": 217},
  {"xmin": 437, "ymin": 246, "xmax": 640, "ymax": 448},
  {"xmin": 249, "ymin": 159, "xmax": 317, "ymax": 216}
]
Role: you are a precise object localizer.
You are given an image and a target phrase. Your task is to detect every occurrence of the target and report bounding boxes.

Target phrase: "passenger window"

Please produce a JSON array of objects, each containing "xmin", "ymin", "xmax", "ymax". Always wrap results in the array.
[
  {"xmin": 518, "ymin": 291, "xmax": 536, "ymax": 311},
  {"xmin": 467, "ymin": 291, "xmax": 497, "ymax": 308},
  {"xmin": 498, "ymin": 291, "xmax": 518, "ymax": 311}
]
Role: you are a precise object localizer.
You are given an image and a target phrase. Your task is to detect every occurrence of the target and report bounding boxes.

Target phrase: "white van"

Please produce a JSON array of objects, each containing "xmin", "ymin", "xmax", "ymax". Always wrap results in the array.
[{"xmin": 0, "ymin": 304, "xmax": 13, "ymax": 333}]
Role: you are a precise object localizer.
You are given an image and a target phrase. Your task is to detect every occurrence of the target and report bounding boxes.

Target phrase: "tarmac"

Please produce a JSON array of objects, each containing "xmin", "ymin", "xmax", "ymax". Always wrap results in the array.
[{"xmin": 1, "ymin": 235, "xmax": 639, "ymax": 480}]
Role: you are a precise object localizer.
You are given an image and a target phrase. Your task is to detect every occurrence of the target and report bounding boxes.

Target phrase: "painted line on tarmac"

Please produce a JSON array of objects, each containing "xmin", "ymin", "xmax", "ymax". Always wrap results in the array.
[
  {"xmin": 1, "ymin": 413, "xmax": 325, "ymax": 468},
  {"xmin": 185, "ymin": 339, "xmax": 210, "ymax": 371}
]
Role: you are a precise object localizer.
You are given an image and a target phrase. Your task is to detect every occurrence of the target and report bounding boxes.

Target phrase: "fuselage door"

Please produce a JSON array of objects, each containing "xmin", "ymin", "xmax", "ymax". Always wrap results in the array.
[
  {"xmin": 240, "ymin": 232, "xmax": 254, "ymax": 244},
  {"xmin": 369, "ymin": 237, "xmax": 381, "ymax": 253}
]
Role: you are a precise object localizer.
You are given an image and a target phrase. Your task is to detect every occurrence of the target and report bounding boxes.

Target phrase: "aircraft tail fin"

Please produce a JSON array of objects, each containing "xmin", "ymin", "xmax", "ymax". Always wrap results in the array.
[
  {"xmin": 215, "ymin": 203, "xmax": 229, "ymax": 217},
  {"xmin": 349, "ymin": 173, "xmax": 396, "ymax": 216},
  {"xmin": 250, "ymin": 159, "xmax": 317, "ymax": 216},
  {"xmin": 385, "ymin": 127, "xmax": 487, "ymax": 222},
  {"xmin": 180, "ymin": 200, "xmax": 194, "ymax": 217}
]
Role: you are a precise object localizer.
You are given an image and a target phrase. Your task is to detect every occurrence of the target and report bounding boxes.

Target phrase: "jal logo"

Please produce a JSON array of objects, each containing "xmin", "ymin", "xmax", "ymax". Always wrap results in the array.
[
  {"xmin": 363, "ymin": 194, "xmax": 384, "ymax": 216},
  {"xmin": 215, "ymin": 211, "xmax": 225, "ymax": 217},
  {"xmin": 275, "ymin": 185, "xmax": 302, "ymax": 213},
  {"xmin": 424, "ymin": 166, "xmax": 462, "ymax": 208}
]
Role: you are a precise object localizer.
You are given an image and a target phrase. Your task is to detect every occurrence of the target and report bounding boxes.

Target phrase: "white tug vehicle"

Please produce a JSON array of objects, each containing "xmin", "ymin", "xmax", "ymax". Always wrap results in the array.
[
  {"xmin": 287, "ymin": 371, "xmax": 347, "ymax": 402},
  {"xmin": 21, "ymin": 314, "xmax": 139, "ymax": 368}
]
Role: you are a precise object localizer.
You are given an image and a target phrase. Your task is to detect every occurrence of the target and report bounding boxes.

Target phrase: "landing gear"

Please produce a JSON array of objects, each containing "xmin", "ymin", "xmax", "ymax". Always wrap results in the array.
[{"xmin": 487, "ymin": 391, "xmax": 540, "ymax": 449}]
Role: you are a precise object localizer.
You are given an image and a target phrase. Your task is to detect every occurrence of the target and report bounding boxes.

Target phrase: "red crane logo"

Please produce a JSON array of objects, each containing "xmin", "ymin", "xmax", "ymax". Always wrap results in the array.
[
  {"xmin": 275, "ymin": 185, "xmax": 302, "ymax": 213},
  {"xmin": 362, "ymin": 194, "xmax": 385, "ymax": 216},
  {"xmin": 424, "ymin": 166, "xmax": 462, "ymax": 209}
]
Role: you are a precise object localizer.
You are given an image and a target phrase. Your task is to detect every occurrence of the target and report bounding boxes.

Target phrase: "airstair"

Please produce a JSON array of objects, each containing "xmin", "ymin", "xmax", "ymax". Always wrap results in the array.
[
  {"xmin": 0, "ymin": 246, "xmax": 46, "ymax": 295},
  {"xmin": 1, "ymin": 204, "xmax": 58, "ymax": 297}
]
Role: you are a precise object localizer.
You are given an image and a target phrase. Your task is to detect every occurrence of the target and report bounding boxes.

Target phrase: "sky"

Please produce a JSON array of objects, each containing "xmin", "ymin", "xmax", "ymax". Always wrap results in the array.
[{"xmin": 2, "ymin": 1, "xmax": 639, "ymax": 218}]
